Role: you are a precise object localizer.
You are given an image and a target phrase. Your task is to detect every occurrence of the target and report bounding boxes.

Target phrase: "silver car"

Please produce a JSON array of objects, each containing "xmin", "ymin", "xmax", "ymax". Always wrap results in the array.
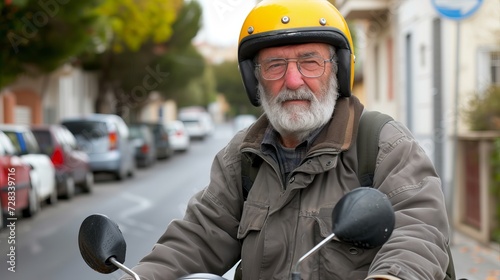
[{"xmin": 61, "ymin": 114, "xmax": 136, "ymax": 181}]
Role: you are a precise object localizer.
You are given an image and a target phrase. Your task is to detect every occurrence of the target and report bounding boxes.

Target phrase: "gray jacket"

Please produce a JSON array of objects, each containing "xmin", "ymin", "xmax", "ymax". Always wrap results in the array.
[{"xmin": 122, "ymin": 96, "xmax": 451, "ymax": 280}]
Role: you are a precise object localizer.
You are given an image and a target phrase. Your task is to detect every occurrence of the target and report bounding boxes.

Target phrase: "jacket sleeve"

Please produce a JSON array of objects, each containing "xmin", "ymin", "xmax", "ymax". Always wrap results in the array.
[
  {"xmin": 120, "ymin": 140, "xmax": 244, "ymax": 280},
  {"xmin": 367, "ymin": 121, "xmax": 451, "ymax": 280}
]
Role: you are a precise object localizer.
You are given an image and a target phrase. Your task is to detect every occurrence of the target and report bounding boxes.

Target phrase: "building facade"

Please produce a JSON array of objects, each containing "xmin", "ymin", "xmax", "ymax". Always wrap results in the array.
[{"xmin": 336, "ymin": 0, "xmax": 500, "ymax": 243}]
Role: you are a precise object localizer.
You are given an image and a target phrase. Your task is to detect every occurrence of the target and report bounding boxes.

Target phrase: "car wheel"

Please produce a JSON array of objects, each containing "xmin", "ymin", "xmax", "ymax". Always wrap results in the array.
[
  {"xmin": 23, "ymin": 187, "xmax": 39, "ymax": 218},
  {"xmin": 127, "ymin": 159, "xmax": 136, "ymax": 178},
  {"xmin": 62, "ymin": 176, "xmax": 75, "ymax": 200},
  {"xmin": 47, "ymin": 183, "xmax": 59, "ymax": 204},
  {"xmin": 80, "ymin": 171, "xmax": 94, "ymax": 194},
  {"xmin": 115, "ymin": 166, "xmax": 126, "ymax": 181},
  {"xmin": 115, "ymin": 172, "xmax": 123, "ymax": 181},
  {"xmin": 167, "ymin": 146, "xmax": 174, "ymax": 158}
]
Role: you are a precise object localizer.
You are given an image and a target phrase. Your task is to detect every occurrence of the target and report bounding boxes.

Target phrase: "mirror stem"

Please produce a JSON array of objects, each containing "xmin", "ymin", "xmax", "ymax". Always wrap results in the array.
[
  {"xmin": 109, "ymin": 257, "xmax": 140, "ymax": 280},
  {"xmin": 291, "ymin": 233, "xmax": 336, "ymax": 280}
]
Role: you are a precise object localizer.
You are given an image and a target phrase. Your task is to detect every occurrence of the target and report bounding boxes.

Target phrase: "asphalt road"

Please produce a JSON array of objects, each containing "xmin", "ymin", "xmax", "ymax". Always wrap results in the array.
[{"xmin": 0, "ymin": 124, "xmax": 237, "ymax": 280}]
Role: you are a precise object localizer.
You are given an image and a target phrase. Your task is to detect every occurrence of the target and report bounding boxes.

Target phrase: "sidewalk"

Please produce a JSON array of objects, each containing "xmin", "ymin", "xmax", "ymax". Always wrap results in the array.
[{"xmin": 451, "ymin": 230, "xmax": 500, "ymax": 280}]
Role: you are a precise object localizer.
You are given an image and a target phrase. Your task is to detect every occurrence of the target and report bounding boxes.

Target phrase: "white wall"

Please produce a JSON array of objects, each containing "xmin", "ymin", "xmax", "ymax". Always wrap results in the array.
[{"xmin": 57, "ymin": 68, "xmax": 98, "ymax": 121}]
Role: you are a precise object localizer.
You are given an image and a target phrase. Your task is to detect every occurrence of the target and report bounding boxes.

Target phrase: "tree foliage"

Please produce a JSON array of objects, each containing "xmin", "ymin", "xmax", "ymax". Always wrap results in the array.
[
  {"xmin": 213, "ymin": 60, "xmax": 260, "ymax": 116},
  {"xmin": 94, "ymin": 0, "xmax": 182, "ymax": 52},
  {"xmin": 1, "ymin": 0, "xmax": 208, "ymax": 118},
  {"xmin": 0, "ymin": 0, "xmax": 103, "ymax": 88},
  {"xmin": 157, "ymin": 0, "xmax": 205, "ymax": 94},
  {"xmin": 174, "ymin": 63, "xmax": 217, "ymax": 109},
  {"xmin": 95, "ymin": 0, "xmax": 205, "ymax": 115},
  {"xmin": 463, "ymin": 85, "xmax": 500, "ymax": 131}
]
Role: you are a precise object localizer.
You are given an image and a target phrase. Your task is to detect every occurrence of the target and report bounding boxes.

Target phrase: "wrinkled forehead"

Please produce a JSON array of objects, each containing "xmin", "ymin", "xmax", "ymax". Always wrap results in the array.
[{"xmin": 257, "ymin": 43, "xmax": 332, "ymax": 60}]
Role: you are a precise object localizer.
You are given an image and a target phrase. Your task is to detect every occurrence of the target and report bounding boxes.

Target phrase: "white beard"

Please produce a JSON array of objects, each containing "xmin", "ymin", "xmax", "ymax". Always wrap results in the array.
[{"xmin": 259, "ymin": 76, "xmax": 339, "ymax": 142}]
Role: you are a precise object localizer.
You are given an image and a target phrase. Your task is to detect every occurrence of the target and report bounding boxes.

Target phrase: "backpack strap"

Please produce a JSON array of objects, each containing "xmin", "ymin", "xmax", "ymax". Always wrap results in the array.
[
  {"xmin": 356, "ymin": 111, "xmax": 393, "ymax": 187},
  {"xmin": 241, "ymin": 154, "xmax": 262, "ymax": 201}
]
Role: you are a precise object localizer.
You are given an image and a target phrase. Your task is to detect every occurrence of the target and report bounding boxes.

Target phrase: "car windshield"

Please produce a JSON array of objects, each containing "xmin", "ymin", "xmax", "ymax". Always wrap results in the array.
[
  {"xmin": 63, "ymin": 121, "xmax": 107, "ymax": 139},
  {"xmin": 3, "ymin": 131, "xmax": 22, "ymax": 154},
  {"xmin": 128, "ymin": 126, "xmax": 144, "ymax": 139},
  {"xmin": 0, "ymin": 132, "xmax": 16, "ymax": 155},
  {"xmin": 31, "ymin": 130, "xmax": 53, "ymax": 155}
]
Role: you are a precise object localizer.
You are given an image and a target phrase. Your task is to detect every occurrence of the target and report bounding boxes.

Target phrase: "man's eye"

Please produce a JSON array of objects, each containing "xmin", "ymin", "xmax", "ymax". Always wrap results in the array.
[
  {"xmin": 266, "ymin": 62, "xmax": 286, "ymax": 71},
  {"xmin": 300, "ymin": 59, "xmax": 321, "ymax": 69}
]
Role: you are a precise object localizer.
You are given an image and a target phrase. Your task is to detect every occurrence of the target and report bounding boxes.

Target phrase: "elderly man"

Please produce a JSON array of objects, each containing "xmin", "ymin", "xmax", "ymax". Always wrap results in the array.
[{"xmin": 120, "ymin": 0, "xmax": 452, "ymax": 279}]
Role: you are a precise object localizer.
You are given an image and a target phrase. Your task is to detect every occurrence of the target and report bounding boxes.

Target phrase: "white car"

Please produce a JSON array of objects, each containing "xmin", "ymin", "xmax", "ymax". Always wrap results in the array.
[
  {"xmin": 165, "ymin": 120, "xmax": 190, "ymax": 152},
  {"xmin": 0, "ymin": 125, "xmax": 57, "ymax": 206},
  {"xmin": 233, "ymin": 114, "xmax": 257, "ymax": 133},
  {"xmin": 178, "ymin": 109, "xmax": 214, "ymax": 140}
]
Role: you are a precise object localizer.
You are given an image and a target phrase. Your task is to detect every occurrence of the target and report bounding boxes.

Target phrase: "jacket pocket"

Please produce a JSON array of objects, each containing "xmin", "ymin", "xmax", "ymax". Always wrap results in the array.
[
  {"xmin": 314, "ymin": 208, "xmax": 377, "ymax": 280},
  {"xmin": 237, "ymin": 201, "xmax": 269, "ymax": 239}
]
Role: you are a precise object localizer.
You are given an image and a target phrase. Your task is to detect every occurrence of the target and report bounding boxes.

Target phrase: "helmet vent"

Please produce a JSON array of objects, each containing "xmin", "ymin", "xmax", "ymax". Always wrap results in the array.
[
  {"xmin": 281, "ymin": 16, "xmax": 290, "ymax": 24},
  {"xmin": 319, "ymin": 18, "xmax": 327, "ymax": 26},
  {"xmin": 247, "ymin": 26, "xmax": 254, "ymax": 34}
]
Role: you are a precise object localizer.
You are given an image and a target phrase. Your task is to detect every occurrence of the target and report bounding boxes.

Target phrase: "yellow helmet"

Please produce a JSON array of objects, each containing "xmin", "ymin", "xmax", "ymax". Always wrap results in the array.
[{"xmin": 238, "ymin": 0, "xmax": 354, "ymax": 106}]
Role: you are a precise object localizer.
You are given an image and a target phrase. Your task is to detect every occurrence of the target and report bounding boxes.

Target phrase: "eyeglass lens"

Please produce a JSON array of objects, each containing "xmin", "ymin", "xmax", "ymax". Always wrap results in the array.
[{"xmin": 259, "ymin": 56, "xmax": 329, "ymax": 80}]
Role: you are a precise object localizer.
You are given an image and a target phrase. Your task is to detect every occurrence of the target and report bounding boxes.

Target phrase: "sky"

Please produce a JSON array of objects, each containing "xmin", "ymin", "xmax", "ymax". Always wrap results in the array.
[{"xmin": 193, "ymin": 0, "xmax": 257, "ymax": 47}]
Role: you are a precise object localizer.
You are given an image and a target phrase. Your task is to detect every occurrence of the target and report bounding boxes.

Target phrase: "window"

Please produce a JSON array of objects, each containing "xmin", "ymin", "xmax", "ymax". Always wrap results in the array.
[
  {"xmin": 477, "ymin": 48, "xmax": 500, "ymax": 92},
  {"xmin": 24, "ymin": 132, "xmax": 41, "ymax": 154},
  {"xmin": 4, "ymin": 131, "xmax": 22, "ymax": 155},
  {"xmin": 490, "ymin": 51, "xmax": 500, "ymax": 85}
]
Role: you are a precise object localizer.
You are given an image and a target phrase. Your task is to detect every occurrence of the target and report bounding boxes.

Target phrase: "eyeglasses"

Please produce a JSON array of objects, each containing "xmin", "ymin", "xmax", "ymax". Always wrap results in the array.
[{"xmin": 255, "ymin": 56, "xmax": 334, "ymax": 81}]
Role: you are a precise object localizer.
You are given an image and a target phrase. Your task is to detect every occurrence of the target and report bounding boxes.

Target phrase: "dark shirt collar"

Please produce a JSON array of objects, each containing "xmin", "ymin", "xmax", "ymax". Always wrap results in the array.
[
  {"xmin": 261, "ymin": 124, "xmax": 326, "ymax": 153},
  {"xmin": 261, "ymin": 123, "xmax": 327, "ymax": 183}
]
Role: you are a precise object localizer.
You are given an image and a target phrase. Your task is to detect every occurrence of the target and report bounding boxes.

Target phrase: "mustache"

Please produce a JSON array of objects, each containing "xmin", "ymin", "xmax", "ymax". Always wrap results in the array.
[{"xmin": 275, "ymin": 88, "xmax": 315, "ymax": 103}]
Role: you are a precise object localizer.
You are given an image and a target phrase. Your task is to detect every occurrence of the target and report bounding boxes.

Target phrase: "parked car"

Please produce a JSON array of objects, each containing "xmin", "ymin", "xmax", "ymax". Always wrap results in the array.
[
  {"xmin": 31, "ymin": 124, "xmax": 94, "ymax": 199},
  {"xmin": 165, "ymin": 120, "xmax": 190, "ymax": 153},
  {"xmin": 61, "ymin": 114, "xmax": 136, "ymax": 181},
  {"xmin": 0, "ymin": 124, "xmax": 57, "ymax": 207},
  {"xmin": 178, "ymin": 109, "xmax": 214, "ymax": 140},
  {"xmin": 132, "ymin": 122, "xmax": 173, "ymax": 160},
  {"xmin": 128, "ymin": 123, "xmax": 156, "ymax": 167},
  {"xmin": 233, "ymin": 114, "xmax": 257, "ymax": 133},
  {"xmin": 0, "ymin": 131, "xmax": 35, "ymax": 228}
]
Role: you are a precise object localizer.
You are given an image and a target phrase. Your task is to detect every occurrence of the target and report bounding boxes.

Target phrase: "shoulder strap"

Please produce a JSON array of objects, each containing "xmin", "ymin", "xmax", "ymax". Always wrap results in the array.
[
  {"xmin": 356, "ymin": 111, "xmax": 393, "ymax": 187},
  {"xmin": 241, "ymin": 154, "xmax": 262, "ymax": 201}
]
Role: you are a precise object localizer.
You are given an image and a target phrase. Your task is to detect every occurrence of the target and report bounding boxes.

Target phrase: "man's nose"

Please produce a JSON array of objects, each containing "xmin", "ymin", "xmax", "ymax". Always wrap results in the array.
[{"xmin": 283, "ymin": 62, "xmax": 305, "ymax": 90}]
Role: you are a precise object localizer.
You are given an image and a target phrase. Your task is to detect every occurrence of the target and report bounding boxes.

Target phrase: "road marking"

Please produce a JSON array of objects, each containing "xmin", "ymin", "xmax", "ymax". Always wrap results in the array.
[{"xmin": 118, "ymin": 192, "xmax": 155, "ymax": 232}]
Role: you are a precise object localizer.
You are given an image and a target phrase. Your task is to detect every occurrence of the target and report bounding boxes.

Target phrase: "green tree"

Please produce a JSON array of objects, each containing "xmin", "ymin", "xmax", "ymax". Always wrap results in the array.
[
  {"xmin": 89, "ymin": 0, "xmax": 205, "ymax": 117},
  {"xmin": 213, "ymin": 60, "xmax": 260, "ymax": 117},
  {"xmin": 156, "ymin": 0, "xmax": 206, "ymax": 101},
  {"xmin": 78, "ymin": 0, "xmax": 192, "ymax": 116},
  {"xmin": 94, "ymin": 0, "xmax": 181, "ymax": 52},
  {"xmin": 0, "ymin": 0, "xmax": 103, "ymax": 88},
  {"xmin": 174, "ymin": 63, "xmax": 217, "ymax": 109}
]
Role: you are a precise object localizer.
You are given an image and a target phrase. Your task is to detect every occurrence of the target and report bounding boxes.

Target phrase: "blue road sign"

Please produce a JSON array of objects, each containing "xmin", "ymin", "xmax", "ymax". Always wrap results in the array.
[{"xmin": 432, "ymin": 0, "xmax": 484, "ymax": 20}]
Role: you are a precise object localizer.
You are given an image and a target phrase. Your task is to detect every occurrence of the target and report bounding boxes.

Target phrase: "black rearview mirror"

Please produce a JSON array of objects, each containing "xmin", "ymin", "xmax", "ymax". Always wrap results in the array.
[
  {"xmin": 78, "ymin": 214, "xmax": 126, "ymax": 274},
  {"xmin": 332, "ymin": 187, "xmax": 395, "ymax": 248}
]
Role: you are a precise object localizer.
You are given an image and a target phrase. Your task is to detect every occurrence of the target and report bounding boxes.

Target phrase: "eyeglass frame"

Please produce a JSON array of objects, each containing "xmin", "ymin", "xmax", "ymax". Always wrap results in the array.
[{"xmin": 255, "ymin": 55, "xmax": 335, "ymax": 81}]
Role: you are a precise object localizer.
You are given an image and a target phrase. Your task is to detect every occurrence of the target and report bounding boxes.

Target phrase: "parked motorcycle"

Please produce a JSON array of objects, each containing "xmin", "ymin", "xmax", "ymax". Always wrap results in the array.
[{"xmin": 78, "ymin": 187, "xmax": 395, "ymax": 280}]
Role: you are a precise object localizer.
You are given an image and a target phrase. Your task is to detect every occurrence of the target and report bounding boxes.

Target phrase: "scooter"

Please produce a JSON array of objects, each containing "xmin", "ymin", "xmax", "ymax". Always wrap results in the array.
[{"xmin": 78, "ymin": 187, "xmax": 395, "ymax": 280}]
